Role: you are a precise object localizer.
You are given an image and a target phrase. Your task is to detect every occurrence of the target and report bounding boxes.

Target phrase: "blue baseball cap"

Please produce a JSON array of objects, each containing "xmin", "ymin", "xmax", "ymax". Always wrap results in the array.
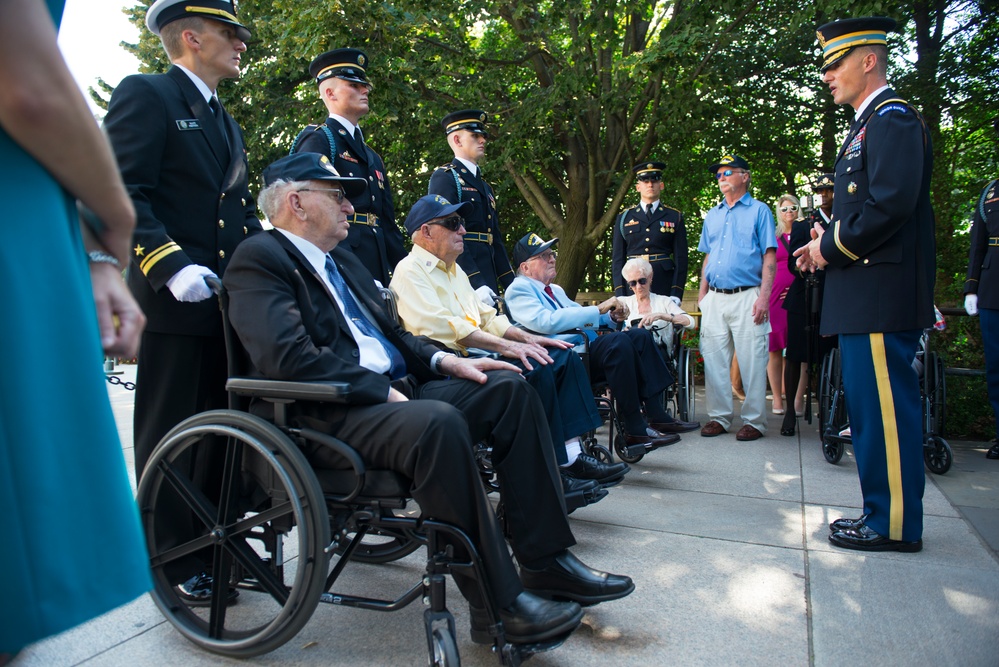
[
  {"xmin": 404, "ymin": 195, "xmax": 473, "ymax": 235},
  {"xmin": 261, "ymin": 153, "xmax": 365, "ymax": 198}
]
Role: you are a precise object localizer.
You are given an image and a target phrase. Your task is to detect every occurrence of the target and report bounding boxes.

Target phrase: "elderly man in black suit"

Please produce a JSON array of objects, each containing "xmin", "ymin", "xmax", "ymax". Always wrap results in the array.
[
  {"xmin": 223, "ymin": 153, "xmax": 634, "ymax": 646},
  {"xmin": 102, "ymin": 0, "xmax": 263, "ymax": 600}
]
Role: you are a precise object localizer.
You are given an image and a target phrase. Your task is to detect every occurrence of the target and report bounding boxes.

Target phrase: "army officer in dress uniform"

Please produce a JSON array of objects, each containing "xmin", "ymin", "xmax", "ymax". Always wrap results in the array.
[
  {"xmin": 293, "ymin": 48, "xmax": 406, "ymax": 285},
  {"xmin": 964, "ymin": 129, "xmax": 999, "ymax": 460},
  {"xmin": 102, "ymin": 0, "xmax": 263, "ymax": 599},
  {"xmin": 427, "ymin": 109, "xmax": 514, "ymax": 305},
  {"xmin": 612, "ymin": 161, "xmax": 688, "ymax": 302},
  {"xmin": 796, "ymin": 17, "xmax": 936, "ymax": 553}
]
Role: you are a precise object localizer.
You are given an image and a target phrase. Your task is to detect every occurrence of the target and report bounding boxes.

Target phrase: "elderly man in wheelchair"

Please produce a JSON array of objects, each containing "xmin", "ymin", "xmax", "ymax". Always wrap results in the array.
[
  {"xmin": 142, "ymin": 153, "xmax": 633, "ymax": 663},
  {"xmin": 504, "ymin": 234, "xmax": 699, "ymax": 459}
]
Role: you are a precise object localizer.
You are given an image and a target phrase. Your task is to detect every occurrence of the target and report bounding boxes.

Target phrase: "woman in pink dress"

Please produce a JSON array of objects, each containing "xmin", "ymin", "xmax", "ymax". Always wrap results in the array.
[{"xmin": 767, "ymin": 194, "xmax": 801, "ymax": 414}]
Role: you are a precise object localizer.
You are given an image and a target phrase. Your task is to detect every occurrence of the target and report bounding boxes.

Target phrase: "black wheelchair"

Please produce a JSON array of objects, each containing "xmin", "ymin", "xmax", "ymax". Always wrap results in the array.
[
  {"xmin": 135, "ymin": 280, "xmax": 556, "ymax": 665},
  {"xmin": 816, "ymin": 331, "xmax": 952, "ymax": 474}
]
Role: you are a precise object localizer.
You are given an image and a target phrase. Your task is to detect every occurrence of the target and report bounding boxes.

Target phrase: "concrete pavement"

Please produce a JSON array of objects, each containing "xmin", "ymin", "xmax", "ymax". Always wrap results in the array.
[{"xmin": 13, "ymin": 364, "xmax": 999, "ymax": 666}]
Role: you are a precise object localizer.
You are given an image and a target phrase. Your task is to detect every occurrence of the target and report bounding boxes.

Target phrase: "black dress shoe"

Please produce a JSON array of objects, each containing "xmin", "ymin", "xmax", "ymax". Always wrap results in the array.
[
  {"xmin": 563, "ymin": 453, "xmax": 630, "ymax": 486},
  {"xmin": 624, "ymin": 431, "xmax": 680, "ymax": 448},
  {"xmin": 560, "ymin": 472, "xmax": 607, "ymax": 513},
  {"xmin": 829, "ymin": 513, "xmax": 868, "ymax": 532},
  {"xmin": 987, "ymin": 442, "xmax": 999, "ymax": 459},
  {"xmin": 469, "ymin": 591, "xmax": 583, "ymax": 644},
  {"xmin": 828, "ymin": 525, "xmax": 922, "ymax": 552},
  {"xmin": 780, "ymin": 412, "xmax": 796, "ymax": 436},
  {"xmin": 649, "ymin": 419, "xmax": 700, "ymax": 434},
  {"xmin": 177, "ymin": 571, "xmax": 239, "ymax": 606},
  {"xmin": 521, "ymin": 550, "xmax": 635, "ymax": 606}
]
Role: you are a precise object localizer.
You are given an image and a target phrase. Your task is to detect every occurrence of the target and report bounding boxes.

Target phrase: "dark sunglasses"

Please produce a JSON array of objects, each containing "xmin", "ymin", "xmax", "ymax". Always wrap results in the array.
[
  {"xmin": 627, "ymin": 277, "xmax": 648, "ymax": 287},
  {"xmin": 429, "ymin": 215, "xmax": 465, "ymax": 231},
  {"xmin": 637, "ymin": 174, "xmax": 662, "ymax": 182},
  {"xmin": 779, "ymin": 205, "xmax": 799, "ymax": 213}
]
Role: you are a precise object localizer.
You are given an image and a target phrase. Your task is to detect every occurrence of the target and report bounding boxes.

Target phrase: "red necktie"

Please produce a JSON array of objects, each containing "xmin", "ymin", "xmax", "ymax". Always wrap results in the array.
[{"xmin": 544, "ymin": 285, "xmax": 560, "ymax": 308}]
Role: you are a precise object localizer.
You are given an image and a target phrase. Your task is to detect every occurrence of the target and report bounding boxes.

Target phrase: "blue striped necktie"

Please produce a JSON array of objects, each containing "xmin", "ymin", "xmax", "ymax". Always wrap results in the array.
[{"xmin": 324, "ymin": 256, "xmax": 406, "ymax": 379}]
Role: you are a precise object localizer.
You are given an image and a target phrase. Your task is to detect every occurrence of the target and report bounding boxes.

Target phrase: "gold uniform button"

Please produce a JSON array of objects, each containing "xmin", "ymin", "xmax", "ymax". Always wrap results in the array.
[
  {"xmin": 218, "ymin": 220, "xmax": 225, "ymax": 228},
  {"xmin": 243, "ymin": 226, "xmax": 248, "ymax": 234},
  {"xmin": 241, "ymin": 198, "xmax": 246, "ymax": 206},
  {"xmin": 863, "ymin": 258, "xmax": 869, "ymax": 264},
  {"xmin": 218, "ymin": 250, "xmax": 226, "ymax": 259},
  {"xmin": 220, "ymin": 192, "xmax": 226, "ymax": 200}
]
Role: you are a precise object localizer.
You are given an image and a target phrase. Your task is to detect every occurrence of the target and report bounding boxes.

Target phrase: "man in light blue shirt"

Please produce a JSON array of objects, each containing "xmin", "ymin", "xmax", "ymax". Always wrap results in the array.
[{"xmin": 696, "ymin": 155, "xmax": 777, "ymax": 441}]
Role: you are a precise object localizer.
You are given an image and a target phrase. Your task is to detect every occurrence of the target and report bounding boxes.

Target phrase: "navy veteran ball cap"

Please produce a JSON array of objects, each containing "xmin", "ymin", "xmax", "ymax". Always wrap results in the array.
[
  {"xmin": 145, "ymin": 0, "xmax": 250, "ymax": 42},
  {"xmin": 632, "ymin": 161, "xmax": 665, "ymax": 181},
  {"xmin": 403, "ymin": 195, "xmax": 474, "ymax": 236},
  {"xmin": 817, "ymin": 17, "xmax": 896, "ymax": 73},
  {"xmin": 513, "ymin": 232, "xmax": 558, "ymax": 267},
  {"xmin": 262, "ymin": 153, "xmax": 366, "ymax": 198},
  {"xmin": 813, "ymin": 173, "xmax": 835, "ymax": 190},
  {"xmin": 442, "ymin": 110, "xmax": 490, "ymax": 138},
  {"xmin": 310, "ymin": 48, "xmax": 371, "ymax": 87},
  {"xmin": 707, "ymin": 154, "xmax": 750, "ymax": 174}
]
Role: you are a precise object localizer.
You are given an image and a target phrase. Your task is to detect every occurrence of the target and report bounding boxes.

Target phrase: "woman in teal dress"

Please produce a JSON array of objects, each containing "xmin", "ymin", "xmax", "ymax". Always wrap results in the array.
[{"xmin": 0, "ymin": 0, "xmax": 150, "ymax": 659}]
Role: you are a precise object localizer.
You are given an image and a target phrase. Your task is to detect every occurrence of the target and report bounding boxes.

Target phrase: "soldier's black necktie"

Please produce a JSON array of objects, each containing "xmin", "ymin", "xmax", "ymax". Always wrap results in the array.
[{"xmin": 209, "ymin": 97, "xmax": 229, "ymax": 150}]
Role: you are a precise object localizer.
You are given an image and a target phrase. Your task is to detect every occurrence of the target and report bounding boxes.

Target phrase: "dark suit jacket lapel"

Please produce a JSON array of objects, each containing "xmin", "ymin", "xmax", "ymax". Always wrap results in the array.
[
  {"xmin": 270, "ymin": 231, "xmax": 354, "ymax": 340},
  {"xmin": 167, "ymin": 66, "xmax": 230, "ymax": 170}
]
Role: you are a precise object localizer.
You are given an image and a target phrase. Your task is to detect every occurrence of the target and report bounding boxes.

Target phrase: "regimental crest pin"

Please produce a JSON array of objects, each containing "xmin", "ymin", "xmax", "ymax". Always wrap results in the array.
[{"xmin": 848, "ymin": 182, "xmax": 858, "ymax": 195}]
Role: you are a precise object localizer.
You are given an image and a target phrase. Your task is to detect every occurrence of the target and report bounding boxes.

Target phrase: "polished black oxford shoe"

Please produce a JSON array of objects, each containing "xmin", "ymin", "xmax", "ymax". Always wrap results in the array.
[
  {"xmin": 469, "ymin": 591, "xmax": 583, "ymax": 644},
  {"xmin": 563, "ymin": 453, "xmax": 630, "ymax": 486},
  {"xmin": 177, "ymin": 571, "xmax": 239, "ymax": 606},
  {"xmin": 828, "ymin": 524, "xmax": 922, "ymax": 552},
  {"xmin": 829, "ymin": 513, "xmax": 868, "ymax": 532},
  {"xmin": 650, "ymin": 419, "xmax": 700, "ymax": 434},
  {"xmin": 521, "ymin": 550, "xmax": 635, "ymax": 606}
]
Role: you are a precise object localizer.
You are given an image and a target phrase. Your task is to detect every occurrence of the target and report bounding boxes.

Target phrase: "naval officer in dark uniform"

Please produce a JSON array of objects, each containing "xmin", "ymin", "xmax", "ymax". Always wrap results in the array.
[
  {"xmin": 964, "ymin": 126, "xmax": 999, "ymax": 460},
  {"xmin": 427, "ymin": 109, "xmax": 514, "ymax": 305},
  {"xmin": 103, "ymin": 0, "xmax": 263, "ymax": 597},
  {"xmin": 796, "ymin": 17, "xmax": 935, "ymax": 552},
  {"xmin": 612, "ymin": 161, "xmax": 688, "ymax": 301},
  {"xmin": 293, "ymin": 48, "xmax": 406, "ymax": 285}
]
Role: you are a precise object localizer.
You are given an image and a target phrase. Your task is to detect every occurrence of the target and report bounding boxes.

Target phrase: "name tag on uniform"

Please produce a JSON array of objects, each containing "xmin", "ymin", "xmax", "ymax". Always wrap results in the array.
[{"xmin": 176, "ymin": 119, "xmax": 202, "ymax": 130}]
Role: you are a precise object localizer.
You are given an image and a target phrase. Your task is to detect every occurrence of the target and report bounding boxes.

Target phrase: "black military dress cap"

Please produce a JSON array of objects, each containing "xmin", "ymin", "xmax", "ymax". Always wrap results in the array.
[
  {"xmin": 513, "ymin": 232, "xmax": 558, "ymax": 267},
  {"xmin": 309, "ymin": 48, "xmax": 371, "ymax": 86},
  {"xmin": 442, "ymin": 110, "xmax": 490, "ymax": 138},
  {"xmin": 813, "ymin": 173, "xmax": 835, "ymax": 190},
  {"xmin": 262, "ymin": 153, "xmax": 366, "ymax": 198},
  {"xmin": 817, "ymin": 17, "xmax": 896, "ymax": 73},
  {"xmin": 632, "ymin": 161, "xmax": 666, "ymax": 181},
  {"xmin": 707, "ymin": 154, "xmax": 750, "ymax": 174},
  {"xmin": 145, "ymin": 0, "xmax": 251, "ymax": 42}
]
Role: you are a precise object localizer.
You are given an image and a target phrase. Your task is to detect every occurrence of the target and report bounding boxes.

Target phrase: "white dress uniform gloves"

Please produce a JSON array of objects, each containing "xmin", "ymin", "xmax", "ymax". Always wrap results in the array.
[
  {"xmin": 475, "ymin": 284, "xmax": 497, "ymax": 307},
  {"xmin": 167, "ymin": 264, "xmax": 218, "ymax": 302},
  {"xmin": 965, "ymin": 293, "xmax": 979, "ymax": 316}
]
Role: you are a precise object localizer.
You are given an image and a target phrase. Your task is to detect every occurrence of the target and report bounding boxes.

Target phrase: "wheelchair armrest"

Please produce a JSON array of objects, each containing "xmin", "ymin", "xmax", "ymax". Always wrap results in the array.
[{"xmin": 226, "ymin": 378, "xmax": 352, "ymax": 403}]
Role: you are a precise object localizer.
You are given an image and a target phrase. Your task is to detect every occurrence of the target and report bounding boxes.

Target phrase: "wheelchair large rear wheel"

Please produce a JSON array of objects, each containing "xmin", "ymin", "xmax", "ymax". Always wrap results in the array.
[
  {"xmin": 924, "ymin": 351, "xmax": 947, "ymax": 437},
  {"xmin": 817, "ymin": 349, "xmax": 837, "ymax": 429},
  {"xmin": 137, "ymin": 410, "xmax": 331, "ymax": 658},
  {"xmin": 676, "ymin": 346, "xmax": 696, "ymax": 422}
]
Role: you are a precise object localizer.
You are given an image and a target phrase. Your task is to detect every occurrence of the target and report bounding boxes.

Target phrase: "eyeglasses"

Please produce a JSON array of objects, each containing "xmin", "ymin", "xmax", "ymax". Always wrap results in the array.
[
  {"xmin": 779, "ymin": 205, "xmax": 799, "ymax": 213},
  {"xmin": 532, "ymin": 250, "xmax": 557, "ymax": 262},
  {"xmin": 428, "ymin": 215, "xmax": 465, "ymax": 231},
  {"xmin": 297, "ymin": 188, "xmax": 345, "ymax": 204},
  {"xmin": 627, "ymin": 277, "xmax": 648, "ymax": 287},
  {"xmin": 714, "ymin": 168, "xmax": 746, "ymax": 180}
]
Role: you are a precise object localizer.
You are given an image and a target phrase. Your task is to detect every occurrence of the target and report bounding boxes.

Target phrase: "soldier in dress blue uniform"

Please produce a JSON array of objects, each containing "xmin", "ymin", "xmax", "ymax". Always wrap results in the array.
[
  {"xmin": 796, "ymin": 17, "xmax": 936, "ymax": 552},
  {"xmin": 611, "ymin": 162, "xmax": 688, "ymax": 303},
  {"xmin": 427, "ymin": 109, "xmax": 514, "ymax": 305},
  {"xmin": 964, "ymin": 121, "xmax": 999, "ymax": 460},
  {"xmin": 292, "ymin": 48, "xmax": 406, "ymax": 285},
  {"xmin": 103, "ymin": 0, "xmax": 263, "ymax": 599}
]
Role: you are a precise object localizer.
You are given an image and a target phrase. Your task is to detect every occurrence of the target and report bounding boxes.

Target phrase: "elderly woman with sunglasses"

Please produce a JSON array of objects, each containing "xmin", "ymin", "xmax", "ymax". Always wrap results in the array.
[
  {"xmin": 619, "ymin": 257, "xmax": 696, "ymax": 358},
  {"xmin": 766, "ymin": 195, "xmax": 801, "ymax": 415}
]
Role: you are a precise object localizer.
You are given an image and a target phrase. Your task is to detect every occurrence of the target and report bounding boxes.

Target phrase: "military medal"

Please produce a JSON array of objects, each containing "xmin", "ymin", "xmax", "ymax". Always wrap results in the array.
[{"xmin": 848, "ymin": 182, "xmax": 858, "ymax": 194}]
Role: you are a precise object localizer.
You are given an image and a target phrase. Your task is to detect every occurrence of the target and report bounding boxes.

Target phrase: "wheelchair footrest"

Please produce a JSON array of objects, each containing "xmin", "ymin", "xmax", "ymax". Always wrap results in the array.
[{"xmin": 623, "ymin": 442, "xmax": 650, "ymax": 459}]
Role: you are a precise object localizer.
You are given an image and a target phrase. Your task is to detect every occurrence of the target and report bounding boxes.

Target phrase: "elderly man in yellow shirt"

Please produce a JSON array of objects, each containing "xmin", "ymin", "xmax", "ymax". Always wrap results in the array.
[{"xmin": 391, "ymin": 195, "xmax": 634, "ymax": 506}]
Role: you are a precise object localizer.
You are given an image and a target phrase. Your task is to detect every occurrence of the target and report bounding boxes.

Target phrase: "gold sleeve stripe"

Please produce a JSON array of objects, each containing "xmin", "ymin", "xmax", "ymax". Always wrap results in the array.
[
  {"xmin": 140, "ymin": 242, "xmax": 182, "ymax": 275},
  {"xmin": 869, "ymin": 333, "xmax": 905, "ymax": 540},
  {"xmin": 832, "ymin": 219, "xmax": 859, "ymax": 261}
]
